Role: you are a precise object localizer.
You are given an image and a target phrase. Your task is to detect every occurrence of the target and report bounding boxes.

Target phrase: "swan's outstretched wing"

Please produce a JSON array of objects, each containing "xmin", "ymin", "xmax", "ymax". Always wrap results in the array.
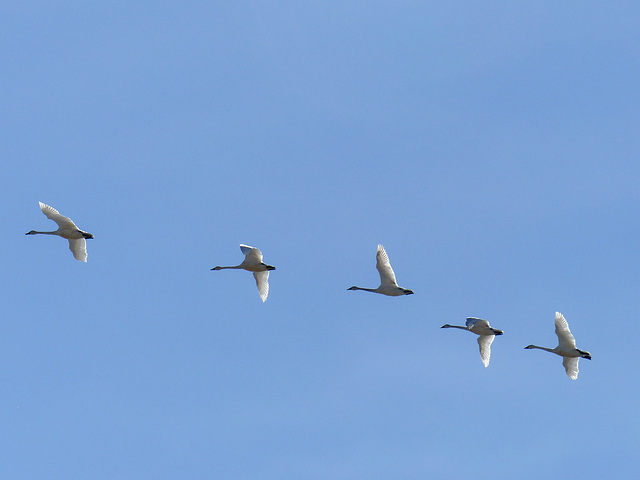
[
  {"xmin": 253, "ymin": 271, "xmax": 269, "ymax": 302},
  {"xmin": 376, "ymin": 244, "xmax": 398, "ymax": 287},
  {"xmin": 555, "ymin": 312, "xmax": 577, "ymax": 349},
  {"xmin": 477, "ymin": 335, "xmax": 495, "ymax": 367},
  {"xmin": 39, "ymin": 202, "xmax": 78, "ymax": 229},
  {"xmin": 68, "ymin": 238, "xmax": 88, "ymax": 262},
  {"xmin": 240, "ymin": 244, "xmax": 263, "ymax": 264},
  {"xmin": 467, "ymin": 318, "xmax": 500, "ymax": 336},
  {"xmin": 466, "ymin": 317, "xmax": 483, "ymax": 328},
  {"xmin": 562, "ymin": 356, "xmax": 579, "ymax": 380},
  {"xmin": 466, "ymin": 317, "xmax": 489, "ymax": 329}
]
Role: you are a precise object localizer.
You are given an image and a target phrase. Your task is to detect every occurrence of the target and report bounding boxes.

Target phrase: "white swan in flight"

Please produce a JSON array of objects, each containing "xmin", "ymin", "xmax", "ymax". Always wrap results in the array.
[
  {"xmin": 441, "ymin": 317, "xmax": 504, "ymax": 367},
  {"xmin": 211, "ymin": 244, "xmax": 275, "ymax": 302},
  {"xmin": 26, "ymin": 202, "xmax": 94, "ymax": 262},
  {"xmin": 524, "ymin": 312, "xmax": 591, "ymax": 380},
  {"xmin": 347, "ymin": 244, "xmax": 414, "ymax": 296}
]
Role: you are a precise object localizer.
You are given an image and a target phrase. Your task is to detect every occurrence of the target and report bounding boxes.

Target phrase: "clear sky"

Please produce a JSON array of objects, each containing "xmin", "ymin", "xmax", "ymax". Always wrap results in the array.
[{"xmin": 2, "ymin": 1, "xmax": 639, "ymax": 479}]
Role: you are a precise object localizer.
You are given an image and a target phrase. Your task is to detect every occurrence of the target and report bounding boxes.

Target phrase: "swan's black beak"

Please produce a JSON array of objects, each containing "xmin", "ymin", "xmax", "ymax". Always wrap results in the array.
[
  {"xmin": 266, "ymin": 265, "xmax": 276, "ymax": 271},
  {"xmin": 494, "ymin": 330, "xmax": 504, "ymax": 336},
  {"xmin": 83, "ymin": 233, "xmax": 94, "ymax": 239},
  {"xmin": 404, "ymin": 290, "xmax": 414, "ymax": 295}
]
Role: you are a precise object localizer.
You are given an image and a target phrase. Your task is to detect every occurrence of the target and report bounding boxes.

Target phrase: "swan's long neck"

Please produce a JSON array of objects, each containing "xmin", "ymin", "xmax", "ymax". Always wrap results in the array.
[
  {"xmin": 441, "ymin": 324, "xmax": 470, "ymax": 331},
  {"xmin": 348, "ymin": 286, "xmax": 377, "ymax": 292},
  {"xmin": 211, "ymin": 265, "xmax": 243, "ymax": 270},
  {"xmin": 26, "ymin": 230, "xmax": 58, "ymax": 235},
  {"xmin": 525, "ymin": 345, "xmax": 555, "ymax": 353}
]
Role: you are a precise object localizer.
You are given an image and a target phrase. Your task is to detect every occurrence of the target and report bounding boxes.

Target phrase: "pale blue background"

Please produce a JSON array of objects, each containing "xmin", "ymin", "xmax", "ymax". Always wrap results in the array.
[{"xmin": 2, "ymin": 2, "xmax": 639, "ymax": 479}]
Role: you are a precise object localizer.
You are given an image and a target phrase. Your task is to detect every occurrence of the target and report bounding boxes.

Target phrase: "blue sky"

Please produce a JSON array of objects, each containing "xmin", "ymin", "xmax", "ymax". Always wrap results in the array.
[{"xmin": 2, "ymin": 1, "xmax": 639, "ymax": 478}]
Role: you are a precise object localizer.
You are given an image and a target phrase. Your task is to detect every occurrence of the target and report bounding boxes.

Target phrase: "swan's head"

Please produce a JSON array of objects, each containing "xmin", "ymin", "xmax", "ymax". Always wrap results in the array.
[
  {"xmin": 440, "ymin": 324, "xmax": 452, "ymax": 328},
  {"xmin": 264, "ymin": 264, "xmax": 276, "ymax": 271},
  {"xmin": 82, "ymin": 232, "xmax": 94, "ymax": 239},
  {"xmin": 578, "ymin": 349, "xmax": 591, "ymax": 360},
  {"xmin": 524, "ymin": 345, "xmax": 535, "ymax": 349},
  {"xmin": 347, "ymin": 286, "xmax": 359, "ymax": 291},
  {"xmin": 402, "ymin": 289, "xmax": 414, "ymax": 295},
  {"xmin": 211, "ymin": 266, "xmax": 222, "ymax": 270},
  {"xmin": 25, "ymin": 230, "xmax": 37, "ymax": 235},
  {"xmin": 492, "ymin": 329, "xmax": 504, "ymax": 336}
]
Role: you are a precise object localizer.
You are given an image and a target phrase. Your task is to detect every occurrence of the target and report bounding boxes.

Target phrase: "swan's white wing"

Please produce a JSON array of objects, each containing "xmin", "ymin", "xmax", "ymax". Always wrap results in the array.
[
  {"xmin": 376, "ymin": 244, "xmax": 398, "ymax": 287},
  {"xmin": 466, "ymin": 317, "xmax": 481, "ymax": 328},
  {"xmin": 477, "ymin": 335, "xmax": 495, "ymax": 367},
  {"xmin": 467, "ymin": 318, "xmax": 498, "ymax": 336},
  {"xmin": 39, "ymin": 202, "xmax": 78, "ymax": 229},
  {"xmin": 466, "ymin": 317, "xmax": 489, "ymax": 329},
  {"xmin": 555, "ymin": 312, "xmax": 577, "ymax": 349},
  {"xmin": 68, "ymin": 238, "xmax": 87, "ymax": 262},
  {"xmin": 240, "ymin": 244, "xmax": 263, "ymax": 263},
  {"xmin": 253, "ymin": 271, "xmax": 269, "ymax": 302},
  {"xmin": 562, "ymin": 356, "xmax": 579, "ymax": 380}
]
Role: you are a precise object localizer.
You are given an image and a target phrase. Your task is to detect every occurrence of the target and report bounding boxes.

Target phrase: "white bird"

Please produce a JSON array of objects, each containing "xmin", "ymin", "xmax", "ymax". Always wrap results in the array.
[
  {"xmin": 441, "ymin": 317, "xmax": 504, "ymax": 367},
  {"xmin": 524, "ymin": 312, "xmax": 591, "ymax": 380},
  {"xmin": 26, "ymin": 202, "xmax": 94, "ymax": 262},
  {"xmin": 347, "ymin": 244, "xmax": 414, "ymax": 296},
  {"xmin": 211, "ymin": 244, "xmax": 275, "ymax": 302}
]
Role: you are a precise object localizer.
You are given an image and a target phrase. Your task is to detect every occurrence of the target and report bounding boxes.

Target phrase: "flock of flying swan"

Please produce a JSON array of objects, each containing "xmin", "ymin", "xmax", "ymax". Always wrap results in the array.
[{"xmin": 25, "ymin": 202, "xmax": 592, "ymax": 380}]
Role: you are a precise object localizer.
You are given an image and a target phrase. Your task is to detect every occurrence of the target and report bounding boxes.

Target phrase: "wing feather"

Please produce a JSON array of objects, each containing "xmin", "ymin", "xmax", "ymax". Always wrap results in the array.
[
  {"xmin": 240, "ymin": 244, "xmax": 263, "ymax": 263},
  {"xmin": 555, "ymin": 312, "xmax": 577, "ymax": 349},
  {"xmin": 562, "ymin": 356, "xmax": 579, "ymax": 380},
  {"xmin": 253, "ymin": 271, "xmax": 269, "ymax": 302},
  {"xmin": 466, "ymin": 317, "xmax": 490, "ymax": 329},
  {"xmin": 466, "ymin": 317, "xmax": 499, "ymax": 336},
  {"xmin": 376, "ymin": 244, "xmax": 398, "ymax": 287},
  {"xmin": 39, "ymin": 202, "xmax": 78, "ymax": 229},
  {"xmin": 68, "ymin": 238, "xmax": 88, "ymax": 262},
  {"xmin": 477, "ymin": 335, "xmax": 495, "ymax": 367}
]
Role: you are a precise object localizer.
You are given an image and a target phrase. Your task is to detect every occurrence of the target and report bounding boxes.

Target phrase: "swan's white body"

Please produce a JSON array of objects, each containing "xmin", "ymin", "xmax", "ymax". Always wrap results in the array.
[
  {"xmin": 26, "ymin": 202, "xmax": 93, "ymax": 262},
  {"xmin": 524, "ymin": 312, "xmax": 591, "ymax": 380},
  {"xmin": 211, "ymin": 244, "xmax": 275, "ymax": 302},
  {"xmin": 347, "ymin": 244, "xmax": 413, "ymax": 296},
  {"xmin": 441, "ymin": 317, "xmax": 503, "ymax": 367}
]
